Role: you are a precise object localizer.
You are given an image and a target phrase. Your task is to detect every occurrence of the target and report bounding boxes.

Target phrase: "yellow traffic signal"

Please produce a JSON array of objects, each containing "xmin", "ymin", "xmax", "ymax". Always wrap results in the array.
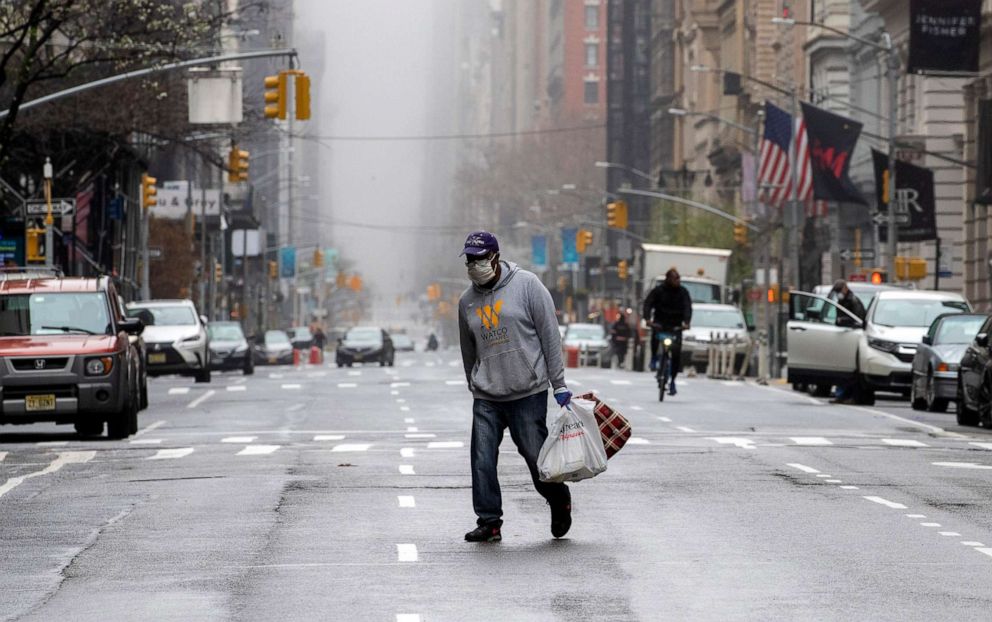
[
  {"xmin": 268, "ymin": 260, "xmax": 278, "ymax": 279},
  {"xmin": 427, "ymin": 283, "xmax": 441, "ymax": 300},
  {"xmin": 264, "ymin": 73, "xmax": 288, "ymax": 120},
  {"xmin": 227, "ymin": 147, "xmax": 249, "ymax": 183},
  {"xmin": 295, "ymin": 72, "xmax": 311, "ymax": 121},
  {"xmin": 214, "ymin": 262, "xmax": 222, "ymax": 284},
  {"xmin": 576, "ymin": 229, "xmax": 593, "ymax": 253},
  {"xmin": 870, "ymin": 269, "xmax": 887, "ymax": 284},
  {"xmin": 618, "ymin": 259, "xmax": 629, "ymax": 280},
  {"xmin": 141, "ymin": 173, "xmax": 157, "ymax": 210},
  {"xmin": 336, "ymin": 272, "xmax": 347, "ymax": 288},
  {"xmin": 733, "ymin": 221, "xmax": 748, "ymax": 245},
  {"xmin": 313, "ymin": 248, "xmax": 324, "ymax": 267},
  {"xmin": 606, "ymin": 201, "xmax": 628, "ymax": 229},
  {"xmin": 349, "ymin": 275, "xmax": 363, "ymax": 292},
  {"xmin": 25, "ymin": 227, "xmax": 44, "ymax": 263}
]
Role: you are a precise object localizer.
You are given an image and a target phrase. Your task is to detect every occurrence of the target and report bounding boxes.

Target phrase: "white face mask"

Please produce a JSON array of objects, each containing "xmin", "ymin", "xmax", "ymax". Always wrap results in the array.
[{"xmin": 467, "ymin": 257, "xmax": 497, "ymax": 285}]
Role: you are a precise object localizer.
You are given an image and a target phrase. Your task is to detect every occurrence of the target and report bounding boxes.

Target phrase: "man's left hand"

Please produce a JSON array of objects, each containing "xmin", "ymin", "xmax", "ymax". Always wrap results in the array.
[{"xmin": 554, "ymin": 388, "xmax": 572, "ymax": 407}]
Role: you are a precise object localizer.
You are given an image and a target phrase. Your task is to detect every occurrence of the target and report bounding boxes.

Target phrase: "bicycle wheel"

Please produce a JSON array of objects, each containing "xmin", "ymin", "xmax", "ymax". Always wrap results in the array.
[{"xmin": 658, "ymin": 349, "xmax": 669, "ymax": 402}]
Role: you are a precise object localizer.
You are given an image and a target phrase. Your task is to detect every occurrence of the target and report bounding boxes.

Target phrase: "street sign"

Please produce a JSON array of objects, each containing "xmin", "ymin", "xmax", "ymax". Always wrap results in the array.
[
  {"xmin": 25, "ymin": 199, "xmax": 74, "ymax": 216},
  {"xmin": 148, "ymin": 247, "xmax": 163, "ymax": 260},
  {"xmin": 839, "ymin": 249, "xmax": 876, "ymax": 262}
]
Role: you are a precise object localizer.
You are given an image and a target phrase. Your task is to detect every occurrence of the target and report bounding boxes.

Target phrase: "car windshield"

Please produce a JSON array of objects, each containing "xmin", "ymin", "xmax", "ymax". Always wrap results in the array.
[
  {"xmin": 873, "ymin": 298, "xmax": 969, "ymax": 328},
  {"xmin": 264, "ymin": 330, "xmax": 291, "ymax": 346},
  {"xmin": 682, "ymin": 281, "xmax": 721, "ymax": 304},
  {"xmin": 694, "ymin": 309, "xmax": 745, "ymax": 329},
  {"xmin": 134, "ymin": 305, "xmax": 196, "ymax": 326},
  {"xmin": 346, "ymin": 328, "xmax": 381, "ymax": 342},
  {"xmin": 0, "ymin": 293, "xmax": 111, "ymax": 336},
  {"xmin": 291, "ymin": 327, "xmax": 312, "ymax": 338},
  {"xmin": 208, "ymin": 324, "xmax": 244, "ymax": 341},
  {"xmin": 566, "ymin": 326, "xmax": 605, "ymax": 341},
  {"xmin": 934, "ymin": 316, "xmax": 985, "ymax": 344},
  {"xmin": 393, "ymin": 335, "xmax": 412, "ymax": 345}
]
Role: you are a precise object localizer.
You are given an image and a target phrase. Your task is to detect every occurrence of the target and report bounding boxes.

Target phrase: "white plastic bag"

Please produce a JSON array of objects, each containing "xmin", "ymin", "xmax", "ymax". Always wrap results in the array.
[{"xmin": 537, "ymin": 400, "xmax": 608, "ymax": 483}]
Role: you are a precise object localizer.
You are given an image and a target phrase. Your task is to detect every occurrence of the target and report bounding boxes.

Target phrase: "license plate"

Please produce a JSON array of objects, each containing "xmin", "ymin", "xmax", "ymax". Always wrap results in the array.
[
  {"xmin": 148, "ymin": 353, "xmax": 167, "ymax": 364},
  {"xmin": 354, "ymin": 354, "xmax": 363, "ymax": 361},
  {"xmin": 268, "ymin": 356, "xmax": 277, "ymax": 363},
  {"xmin": 25, "ymin": 394, "xmax": 56, "ymax": 411}
]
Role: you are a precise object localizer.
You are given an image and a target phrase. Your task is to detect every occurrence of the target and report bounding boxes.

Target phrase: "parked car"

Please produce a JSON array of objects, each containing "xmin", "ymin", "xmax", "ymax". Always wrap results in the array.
[
  {"xmin": 788, "ymin": 289, "xmax": 970, "ymax": 404},
  {"xmin": 254, "ymin": 330, "xmax": 295, "ymax": 366},
  {"xmin": 391, "ymin": 333, "xmax": 415, "ymax": 352},
  {"xmin": 207, "ymin": 321, "xmax": 254, "ymax": 375},
  {"xmin": 955, "ymin": 315, "xmax": 992, "ymax": 426},
  {"xmin": 127, "ymin": 299, "xmax": 211, "ymax": 383},
  {"xmin": 563, "ymin": 323, "xmax": 610, "ymax": 366},
  {"xmin": 336, "ymin": 326, "xmax": 394, "ymax": 367},
  {"xmin": 682, "ymin": 304, "xmax": 750, "ymax": 373},
  {"xmin": 117, "ymin": 296, "xmax": 148, "ymax": 411},
  {"xmin": 910, "ymin": 313, "xmax": 986, "ymax": 413},
  {"xmin": 0, "ymin": 274, "xmax": 144, "ymax": 438},
  {"xmin": 288, "ymin": 326, "xmax": 313, "ymax": 350}
]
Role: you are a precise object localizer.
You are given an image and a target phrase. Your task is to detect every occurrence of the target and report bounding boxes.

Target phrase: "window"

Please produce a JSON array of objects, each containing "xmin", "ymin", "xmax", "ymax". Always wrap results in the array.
[
  {"xmin": 0, "ymin": 293, "xmax": 112, "ymax": 336},
  {"xmin": 583, "ymin": 80, "xmax": 599, "ymax": 104},
  {"xmin": 585, "ymin": 5, "xmax": 599, "ymax": 29},
  {"xmin": 585, "ymin": 42, "xmax": 598, "ymax": 67}
]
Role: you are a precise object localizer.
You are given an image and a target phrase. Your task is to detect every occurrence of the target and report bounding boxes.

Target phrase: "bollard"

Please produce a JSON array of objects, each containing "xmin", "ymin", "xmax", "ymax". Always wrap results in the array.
[
  {"xmin": 309, "ymin": 346, "xmax": 321, "ymax": 365},
  {"xmin": 757, "ymin": 332, "xmax": 769, "ymax": 383},
  {"xmin": 292, "ymin": 348, "xmax": 301, "ymax": 367},
  {"xmin": 707, "ymin": 331, "xmax": 716, "ymax": 377}
]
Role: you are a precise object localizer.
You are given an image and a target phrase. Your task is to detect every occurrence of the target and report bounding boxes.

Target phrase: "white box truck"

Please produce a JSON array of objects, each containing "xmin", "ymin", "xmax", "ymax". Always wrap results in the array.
[{"xmin": 641, "ymin": 243, "xmax": 732, "ymax": 303}]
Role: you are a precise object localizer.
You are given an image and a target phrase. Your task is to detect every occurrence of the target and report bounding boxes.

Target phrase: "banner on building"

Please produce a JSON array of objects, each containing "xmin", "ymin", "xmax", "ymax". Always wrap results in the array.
[
  {"xmin": 152, "ymin": 183, "xmax": 221, "ymax": 220},
  {"xmin": 872, "ymin": 149, "xmax": 937, "ymax": 242},
  {"xmin": 561, "ymin": 228, "xmax": 578, "ymax": 267},
  {"xmin": 800, "ymin": 103, "xmax": 867, "ymax": 205},
  {"xmin": 531, "ymin": 235, "xmax": 547, "ymax": 270},
  {"xmin": 279, "ymin": 246, "xmax": 296, "ymax": 278},
  {"xmin": 908, "ymin": 0, "xmax": 981, "ymax": 74}
]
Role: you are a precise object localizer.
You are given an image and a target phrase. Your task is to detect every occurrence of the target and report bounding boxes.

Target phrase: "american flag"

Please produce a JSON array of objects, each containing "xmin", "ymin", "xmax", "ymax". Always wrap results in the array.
[{"xmin": 758, "ymin": 101, "xmax": 818, "ymax": 213}]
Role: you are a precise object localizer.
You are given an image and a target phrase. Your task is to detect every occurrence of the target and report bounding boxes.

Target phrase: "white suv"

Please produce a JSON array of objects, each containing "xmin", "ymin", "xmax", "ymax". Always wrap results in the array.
[
  {"xmin": 788, "ymin": 290, "xmax": 970, "ymax": 404},
  {"xmin": 127, "ymin": 299, "xmax": 211, "ymax": 383}
]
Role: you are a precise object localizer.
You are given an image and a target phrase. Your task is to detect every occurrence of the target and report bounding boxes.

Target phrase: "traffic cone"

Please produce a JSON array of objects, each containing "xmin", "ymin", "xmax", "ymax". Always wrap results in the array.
[
  {"xmin": 309, "ymin": 346, "xmax": 321, "ymax": 365},
  {"xmin": 292, "ymin": 348, "xmax": 301, "ymax": 367}
]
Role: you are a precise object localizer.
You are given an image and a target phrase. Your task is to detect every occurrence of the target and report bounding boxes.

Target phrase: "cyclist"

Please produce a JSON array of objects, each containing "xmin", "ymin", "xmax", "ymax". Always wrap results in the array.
[{"xmin": 642, "ymin": 268, "xmax": 693, "ymax": 395}]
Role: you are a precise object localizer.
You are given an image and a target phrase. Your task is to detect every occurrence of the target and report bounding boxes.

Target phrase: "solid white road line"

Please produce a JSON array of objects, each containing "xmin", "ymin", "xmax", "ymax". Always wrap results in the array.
[
  {"xmin": 399, "ymin": 465, "xmax": 415, "ymax": 475},
  {"xmin": 400, "ymin": 448, "xmax": 415, "ymax": 458},
  {"xmin": 932, "ymin": 461, "xmax": 992, "ymax": 470},
  {"xmin": 0, "ymin": 451, "xmax": 95, "ymax": 499},
  {"xmin": 427, "ymin": 441, "xmax": 463, "ymax": 449},
  {"xmin": 313, "ymin": 435, "xmax": 345, "ymax": 441},
  {"xmin": 187, "ymin": 390, "xmax": 215, "ymax": 409},
  {"xmin": 134, "ymin": 420, "xmax": 166, "ymax": 437},
  {"xmin": 787, "ymin": 463, "xmax": 821, "ymax": 474},
  {"xmin": 864, "ymin": 496, "xmax": 907, "ymax": 510},
  {"xmin": 222, "ymin": 436, "xmax": 257, "ymax": 443},
  {"xmin": 675, "ymin": 426, "xmax": 695, "ymax": 433},
  {"xmin": 148, "ymin": 448, "xmax": 194, "ymax": 460},
  {"xmin": 337, "ymin": 383, "xmax": 358, "ymax": 389},
  {"xmin": 398, "ymin": 495, "xmax": 416, "ymax": 508},
  {"xmin": 168, "ymin": 387, "xmax": 190, "ymax": 395},
  {"xmin": 848, "ymin": 405, "xmax": 945, "ymax": 434},
  {"xmin": 130, "ymin": 439, "xmax": 163, "ymax": 445},
  {"xmin": 331, "ymin": 444, "xmax": 371, "ymax": 452},
  {"xmin": 36, "ymin": 441, "xmax": 68, "ymax": 447},
  {"xmin": 710, "ymin": 437, "xmax": 755, "ymax": 449},
  {"xmin": 405, "ymin": 433, "xmax": 436, "ymax": 439},
  {"xmin": 227, "ymin": 385, "xmax": 247, "ymax": 392},
  {"xmin": 396, "ymin": 544, "xmax": 418, "ymax": 562},
  {"xmin": 282, "ymin": 384, "xmax": 302, "ymax": 390},
  {"xmin": 882, "ymin": 439, "xmax": 928, "ymax": 448},
  {"xmin": 237, "ymin": 445, "xmax": 280, "ymax": 456},
  {"xmin": 791, "ymin": 437, "xmax": 833, "ymax": 446}
]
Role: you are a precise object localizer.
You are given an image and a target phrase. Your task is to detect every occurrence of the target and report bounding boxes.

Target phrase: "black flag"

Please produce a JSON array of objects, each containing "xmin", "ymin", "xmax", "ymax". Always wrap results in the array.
[
  {"xmin": 872, "ymin": 149, "xmax": 937, "ymax": 242},
  {"xmin": 800, "ymin": 103, "xmax": 866, "ymax": 205},
  {"xmin": 908, "ymin": 0, "xmax": 981, "ymax": 74}
]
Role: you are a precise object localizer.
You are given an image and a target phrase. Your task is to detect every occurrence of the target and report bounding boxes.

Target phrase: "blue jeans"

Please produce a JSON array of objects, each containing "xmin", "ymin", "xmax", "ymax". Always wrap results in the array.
[{"xmin": 471, "ymin": 390, "xmax": 570, "ymax": 525}]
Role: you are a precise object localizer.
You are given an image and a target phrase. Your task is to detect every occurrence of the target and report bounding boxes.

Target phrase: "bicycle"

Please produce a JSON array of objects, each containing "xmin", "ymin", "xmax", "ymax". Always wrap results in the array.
[{"xmin": 652, "ymin": 324, "xmax": 683, "ymax": 402}]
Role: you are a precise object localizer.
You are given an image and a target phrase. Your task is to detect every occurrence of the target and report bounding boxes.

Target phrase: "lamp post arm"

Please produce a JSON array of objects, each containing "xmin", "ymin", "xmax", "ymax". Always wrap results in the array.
[{"xmin": 618, "ymin": 188, "xmax": 759, "ymax": 231}]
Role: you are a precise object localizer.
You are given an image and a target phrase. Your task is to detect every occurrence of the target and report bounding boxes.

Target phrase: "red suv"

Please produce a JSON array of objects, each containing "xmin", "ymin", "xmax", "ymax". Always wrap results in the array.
[{"xmin": 0, "ymin": 272, "xmax": 145, "ymax": 438}]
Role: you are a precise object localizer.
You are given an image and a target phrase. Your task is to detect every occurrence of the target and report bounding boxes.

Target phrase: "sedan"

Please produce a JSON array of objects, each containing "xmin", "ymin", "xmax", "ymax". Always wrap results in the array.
[
  {"xmin": 563, "ymin": 323, "xmax": 610, "ymax": 367},
  {"xmin": 254, "ymin": 330, "xmax": 295, "ymax": 366},
  {"xmin": 207, "ymin": 321, "xmax": 255, "ymax": 375},
  {"xmin": 910, "ymin": 313, "xmax": 985, "ymax": 413},
  {"xmin": 336, "ymin": 326, "xmax": 394, "ymax": 367},
  {"xmin": 955, "ymin": 315, "xmax": 992, "ymax": 426},
  {"xmin": 391, "ymin": 334, "xmax": 415, "ymax": 352},
  {"xmin": 681, "ymin": 304, "xmax": 750, "ymax": 374}
]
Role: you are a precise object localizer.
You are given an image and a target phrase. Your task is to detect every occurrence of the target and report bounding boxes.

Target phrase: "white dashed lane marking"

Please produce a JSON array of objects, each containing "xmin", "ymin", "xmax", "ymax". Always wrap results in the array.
[
  {"xmin": 626, "ymin": 437, "xmax": 650, "ymax": 445},
  {"xmin": 36, "ymin": 441, "xmax": 68, "ymax": 447},
  {"xmin": 0, "ymin": 451, "xmax": 95, "ymax": 499},
  {"xmin": 148, "ymin": 448, "xmax": 194, "ymax": 460},
  {"xmin": 787, "ymin": 463, "xmax": 821, "ymax": 474},
  {"xmin": 940, "ymin": 532, "xmax": 962, "ymax": 537},
  {"xmin": 675, "ymin": 426, "xmax": 695, "ymax": 433},
  {"xmin": 396, "ymin": 544, "xmax": 418, "ymax": 562},
  {"xmin": 168, "ymin": 387, "xmax": 190, "ymax": 395},
  {"xmin": 187, "ymin": 390, "xmax": 215, "ymax": 409},
  {"xmin": 130, "ymin": 439, "xmax": 163, "ymax": 445},
  {"xmin": 397, "ymin": 496, "xmax": 416, "ymax": 508},
  {"xmin": 222, "ymin": 436, "xmax": 257, "ymax": 443},
  {"xmin": 396, "ymin": 614, "xmax": 421, "ymax": 622},
  {"xmin": 791, "ymin": 437, "xmax": 833, "ymax": 446},
  {"xmin": 0, "ymin": 451, "xmax": 7, "ymax": 463},
  {"xmin": 864, "ymin": 496, "xmax": 907, "ymax": 510},
  {"xmin": 405, "ymin": 433, "xmax": 436, "ymax": 439},
  {"xmin": 390, "ymin": 382, "xmax": 410, "ymax": 388},
  {"xmin": 237, "ymin": 445, "xmax": 280, "ymax": 456},
  {"xmin": 227, "ymin": 386, "xmax": 247, "ymax": 392},
  {"xmin": 313, "ymin": 435, "xmax": 345, "ymax": 441},
  {"xmin": 882, "ymin": 439, "xmax": 928, "ymax": 448},
  {"xmin": 404, "ymin": 418, "xmax": 415, "ymax": 424},
  {"xmin": 710, "ymin": 437, "xmax": 754, "ymax": 449},
  {"xmin": 970, "ymin": 442, "xmax": 992, "ymax": 450},
  {"xmin": 932, "ymin": 462, "xmax": 992, "ymax": 470},
  {"xmin": 282, "ymin": 384, "xmax": 302, "ymax": 390},
  {"xmin": 427, "ymin": 441, "xmax": 463, "ymax": 449},
  {"xmin": 331, "ymin": 444, "xmax": 371, "ymax": 452},
  {"xmin": 399, "ymin": 465, "xmax": 415, "ymax": 475},
  {"xmin": 400, "ymin": 448, "xmax": 415, "ymax": 458},
  {"xmin": 338, "ymin": 383, "xmax": 358, "ymax": 389}
]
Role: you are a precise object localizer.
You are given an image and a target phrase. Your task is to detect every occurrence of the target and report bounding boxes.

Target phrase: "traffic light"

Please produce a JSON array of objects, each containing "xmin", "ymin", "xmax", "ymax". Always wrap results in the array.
[
  {"xmin": 294, "ymin": 72, "xmax": 311, "ymax": 121},
  {"xmin": 214, "ymin": 262, "xmax": 222, "ymax": 284},
  {"xmin": 336, "ymin": 271, "xmax": 347, "ymax": 288},
  {"xmin": 607, "ymin": 201, "xmax": 629, "ymax": 229},
  {"xmin": 427, "ymin": 283, "xmax": 441, "ymax": 300},
  {"xmin": 733, "ymin": 221, "xmax": 748, "ymax": 245},
  {"xmin": 869, "ymin": 269, "xmax": 887, "ymax": 284},
  {"xmin": 268, "ymin": 260, "xmax": 278, "ymax": 279},
  {"xmin": 227, "ymin": 147, "xmax": 249, "ymax": 183},
  {"xmin": 575, "ymin": 229, "xmax": 593, "ymax": 253},
  {"xmin": 263, "ymin": 73, "xmax": 288, "ymax": 120},
  {"xmin": 767, "ymin": 284, "xmax": 778, "ymax": 303},
  {"xmin": 313, "ymin": 248, "xmax": 324, "ymax": 268},
  {"xmin": 141, "ymin": 173, "xmax": 157, "ymax": 210},
  {"xmin": 617, "ymin": 259, "xmax": 629, "ymax": 280},
  {"xmin": 25, "ymin": 228, "xmax": 44, "ymax": 263},
  {"xmin": 348, "ymin": 275, "xmax": 363, "ymax": 292}
]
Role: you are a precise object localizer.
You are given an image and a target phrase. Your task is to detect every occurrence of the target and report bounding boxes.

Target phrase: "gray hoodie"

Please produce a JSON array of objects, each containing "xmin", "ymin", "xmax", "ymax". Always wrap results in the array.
[{"xmin": 458, "ymin": 261, "xmax": 566, "ymax": 402}]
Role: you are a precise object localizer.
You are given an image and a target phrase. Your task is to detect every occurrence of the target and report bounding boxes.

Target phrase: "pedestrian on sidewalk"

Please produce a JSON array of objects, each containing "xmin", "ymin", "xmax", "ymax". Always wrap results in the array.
[
  {"xmin": 457, "ymin": 231, "xmax": 573, "ymax": 543},
  {"xmin": 610, "ymin": 309, "xmax": 633, "ymax": 369}
]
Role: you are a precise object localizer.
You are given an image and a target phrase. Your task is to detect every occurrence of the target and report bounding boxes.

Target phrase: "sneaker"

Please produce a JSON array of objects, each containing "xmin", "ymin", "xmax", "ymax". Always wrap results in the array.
[
  {"xmin": 669, "ymin": 379, "xmax": 677, "ymax": 396},
  {"xmin": 465, "ymin": 523, "xmax": 502, "ymax": 542},
  {"xmin": 550, "ymin": 497, "xmax": 572, "ymax": 539}
]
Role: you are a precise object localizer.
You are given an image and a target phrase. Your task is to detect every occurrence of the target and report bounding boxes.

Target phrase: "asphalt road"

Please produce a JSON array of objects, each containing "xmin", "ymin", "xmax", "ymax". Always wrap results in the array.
[{"xmin": 4, "ymin": 352, "xmax": 992, "ymax": 621}]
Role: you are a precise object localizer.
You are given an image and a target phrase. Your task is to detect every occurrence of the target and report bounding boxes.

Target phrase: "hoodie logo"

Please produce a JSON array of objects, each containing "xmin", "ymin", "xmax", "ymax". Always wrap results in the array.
[{"xmin": 475, "ymin": 300, "xmax": 503, "ymax": 330}]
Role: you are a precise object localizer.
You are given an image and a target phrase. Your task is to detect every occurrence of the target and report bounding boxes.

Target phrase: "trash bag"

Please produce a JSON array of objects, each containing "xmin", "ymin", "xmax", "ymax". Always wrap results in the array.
[{"xmin": 537, "ymin": 400, "xmax": 609, "ymax": 483}]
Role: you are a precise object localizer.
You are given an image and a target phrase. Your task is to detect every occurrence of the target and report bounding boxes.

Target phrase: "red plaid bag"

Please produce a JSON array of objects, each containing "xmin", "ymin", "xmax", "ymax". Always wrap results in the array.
[{"xmin": 577, "ymin": 392, "xmax": 631, "ymax": 459}]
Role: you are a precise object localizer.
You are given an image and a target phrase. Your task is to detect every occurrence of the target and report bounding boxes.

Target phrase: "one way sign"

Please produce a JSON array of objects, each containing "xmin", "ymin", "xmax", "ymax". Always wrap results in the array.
[
  {"xmin": 840, "ymin": 248, "xmax": 875, "ymax": 262},
  {"xmin": 25, "ymin": 198, "xmax": 75, "ymax": 216}
]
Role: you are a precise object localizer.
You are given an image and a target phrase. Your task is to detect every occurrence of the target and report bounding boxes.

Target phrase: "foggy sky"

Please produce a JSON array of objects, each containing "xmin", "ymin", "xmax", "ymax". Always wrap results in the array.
[{"xmin": 296, "ymin": 0, "xmax": 448, "ymax": 316}]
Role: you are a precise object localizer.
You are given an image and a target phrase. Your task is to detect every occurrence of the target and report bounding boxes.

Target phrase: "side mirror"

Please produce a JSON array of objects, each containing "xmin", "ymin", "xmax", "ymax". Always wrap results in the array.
[
  {"xmin": 836, "ymin": 314, "xmax": 860, "ymax": 329},
  {"xmin": 119, "ymin": 318, "xmax": 144, "ymax": 336},
  {"xmin": 922, "ymin": 335, "xmax": 933, "ymax": 346},
  {"xmin": 976, "ymin": 332, "xmax": 989, "ymax": 348},
  {"xmin": 200, "ymin": 314, "xmax": 209, "ymax": 326}
]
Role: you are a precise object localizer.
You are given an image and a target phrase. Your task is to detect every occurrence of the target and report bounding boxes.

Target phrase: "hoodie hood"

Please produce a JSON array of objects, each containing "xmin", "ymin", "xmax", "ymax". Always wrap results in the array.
[{"xmin": 471, "ymin": 260, "xmax": 519, "ymax": 293}]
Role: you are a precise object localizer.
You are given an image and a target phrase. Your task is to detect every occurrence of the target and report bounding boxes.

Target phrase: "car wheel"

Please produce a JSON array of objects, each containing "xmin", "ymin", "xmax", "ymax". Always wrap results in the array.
[
  {"xmin": 925, "ymin": 371, "xmax": 948, "ymax": 413},
  {"xmin": 910, "ymin": 375, "xmax": 926, "ymax": 411},
  {"xmin": 74, "ymin": 421, "xmax": 103, "ymax": 436},
  {"xmin": 809, "ymin": 383, "xmax": 832, "ymax": 398},
  {"xmin": 195, "ymin": 367, "xmax": 212, "ymax": 383},
  {"xmin": 108, "ymin": 392, "xmax": 138, "ymax": 439},
  {"xmin": 336, "ymin": 363, "xmax": 343, "ymax": 368},
  {"xmin": 957, "ymin": 376, "xmax": 980, "ymax": 426}
]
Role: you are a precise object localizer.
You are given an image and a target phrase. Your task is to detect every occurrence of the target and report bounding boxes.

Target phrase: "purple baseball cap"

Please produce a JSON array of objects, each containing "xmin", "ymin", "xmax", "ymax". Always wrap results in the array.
[{"xmin": 460, "ymin": 231, "xmax": 499, "ymax": 257}]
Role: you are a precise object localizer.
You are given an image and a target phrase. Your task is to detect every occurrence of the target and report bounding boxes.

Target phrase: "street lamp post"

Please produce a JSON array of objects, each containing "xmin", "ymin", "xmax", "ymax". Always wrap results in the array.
[
  {"xmin": 772, "ymin": 17, "xmax": 899, "ymax": 278},
  {"xmin": 42, "ymin": 157, "xmax": 53, "ymax": 268}
]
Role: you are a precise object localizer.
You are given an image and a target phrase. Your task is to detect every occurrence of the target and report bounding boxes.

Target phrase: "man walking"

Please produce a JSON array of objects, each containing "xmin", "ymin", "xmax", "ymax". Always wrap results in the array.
[{"xmin": 457, "ymin": 231, "xmax": 573, "ymax": 543}]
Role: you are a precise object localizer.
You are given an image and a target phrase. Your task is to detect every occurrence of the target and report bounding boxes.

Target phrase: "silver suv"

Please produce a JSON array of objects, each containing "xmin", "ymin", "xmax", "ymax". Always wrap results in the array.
[{"xmin": 127, "ymin": 300, "xmax": 211, "ymax": 383}]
